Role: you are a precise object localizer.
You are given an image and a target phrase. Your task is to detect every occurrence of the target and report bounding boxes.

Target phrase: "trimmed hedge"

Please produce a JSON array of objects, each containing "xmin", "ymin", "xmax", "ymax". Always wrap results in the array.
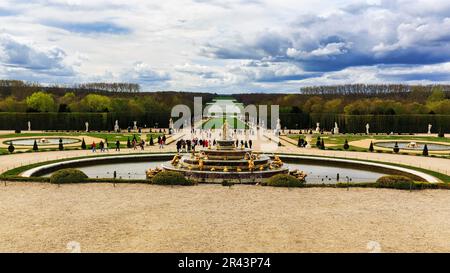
[
  {"xmin": 151, "ymin": 171, "xmax": 195, "ymax": 186},
  {"xmin": 265, "ymin": 174, "xmax": 305, "ymax": 187},
  {"xmin": 49, "ymin": 168, "xmax": 88, "ymax": 184},
  {"xmin": 376, "ymin": 175, "xmax": 412, "ymax": 188}
]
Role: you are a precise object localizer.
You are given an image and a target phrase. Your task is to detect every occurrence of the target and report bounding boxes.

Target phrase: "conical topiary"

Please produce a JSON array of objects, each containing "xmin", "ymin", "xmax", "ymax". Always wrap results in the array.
[
  {"xmin": 149, "ymin": 136, "xmax": 154, "ymax": 146},
  {"xmin": 343, "ymin": 139, "xmax": 349, "ymax": 150},
  {"xmin": 58, "ymin": 138, "xmax": 64, "ymax": 151},
  {"xmin": 422, "ymin": 144, "xmax": 429, "ymax": 156},
  {"xmin": 127, "ymin": 137, "xmax": 131, "ymax": 148},
  {"xmin": 369, "ymin": 141, "xmax": 374, "ymax": 152},
  {"xmin": 33, "ymin": 140, "xmax": 38, "ymax": 152},
  {"xmin": 320, "ymin": 139, "xmax": 325, "ymax": 150},
  {"xmin": 8, "ymin": 142, "xmax": 15, "ymax": 153},
  {"xmin": 393, "ymin": 142, "xmax": 400, "ymax": 153},
  {"xmin": 316, "ymin": 136, "xmax": 321, "ymax": 148}
]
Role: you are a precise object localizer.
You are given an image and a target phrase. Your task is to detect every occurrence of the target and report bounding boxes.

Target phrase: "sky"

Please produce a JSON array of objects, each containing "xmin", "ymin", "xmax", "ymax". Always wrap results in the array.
[{"xmin": 1, "ymin": 0, "xmax": 450, "ymax": 93}]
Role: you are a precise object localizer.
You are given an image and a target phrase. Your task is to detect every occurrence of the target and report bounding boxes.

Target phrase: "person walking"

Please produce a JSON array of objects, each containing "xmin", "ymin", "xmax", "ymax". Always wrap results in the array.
[
  {"xmin": 104, "ymin": 140, "xmax": 109, "ymax": 152},
  {"xmin": 91, "ymin": 141, "xmax": 96, "ymax": 152},
  {"xmin": 99, "ymin": 141, "xmax": 104, "ymax": 152},
  {"xmin": 176, "ymin": 140, "xmax": 181, "ymax": 153},
  {"xmin": 249, "ymin": 139, "xmax": 253, "ymax": 149},
  {"xmin": 162, "ymin": 135, "xmax": 166, "ymax": 147}
]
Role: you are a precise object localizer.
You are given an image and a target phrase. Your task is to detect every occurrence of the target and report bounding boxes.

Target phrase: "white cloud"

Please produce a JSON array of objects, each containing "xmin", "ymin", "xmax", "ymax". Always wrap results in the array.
[{"xmin": 0, "ymin": 0, "xmax": 450, "ymax": 92}]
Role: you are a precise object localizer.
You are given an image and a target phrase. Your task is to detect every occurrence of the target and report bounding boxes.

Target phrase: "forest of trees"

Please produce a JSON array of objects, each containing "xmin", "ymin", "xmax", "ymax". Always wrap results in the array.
[{"xmin": 0, "ymin": 80, "xmax": 449, "ymax": 131}]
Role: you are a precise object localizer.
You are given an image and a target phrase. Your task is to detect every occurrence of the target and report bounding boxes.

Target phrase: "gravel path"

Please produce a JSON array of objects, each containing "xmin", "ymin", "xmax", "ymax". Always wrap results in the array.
[{"xmin": 1, "ymin": 183, "xmax": 450, "ymax": 253}]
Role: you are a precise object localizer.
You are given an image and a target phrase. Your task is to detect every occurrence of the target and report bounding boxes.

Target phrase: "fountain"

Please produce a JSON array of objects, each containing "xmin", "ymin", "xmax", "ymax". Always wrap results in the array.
[
  {"xmin": 155, "ymin": 119, "xmax": 290, "ymax": 183},
  {"xmin": 406, "ymin": 142, "xmax": 420, "ymax": 149}
]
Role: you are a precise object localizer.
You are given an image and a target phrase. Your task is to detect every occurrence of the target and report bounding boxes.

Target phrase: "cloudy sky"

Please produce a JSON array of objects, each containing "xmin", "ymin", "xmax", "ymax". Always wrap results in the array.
[{"xmin": 1, "ymin": 0, "xmax": 450, "ymax": 93}]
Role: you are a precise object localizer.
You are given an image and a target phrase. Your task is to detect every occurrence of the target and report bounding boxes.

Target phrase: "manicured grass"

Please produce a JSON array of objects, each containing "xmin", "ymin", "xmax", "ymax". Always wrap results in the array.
[
  {"xmin": 0, "ymin": 151, "xmax": 175, "ymax": 177},
  {"xmin": 289, "ymin": 134, "xmax": 450, "ymax": 153},
  {"xmin": 289, "ymin": 134, "xmax": 450, "ymax": 145},
  {"xmin": 277, "ymin": 152, "xmax": 450, "ymax": 183},
  {"xmin": 201, "ymin": 117, "xmax": 249, "ymax": 129},
  {"xmin": 0, "ymin": 132, "xmax": 164, "ymax": 142}
]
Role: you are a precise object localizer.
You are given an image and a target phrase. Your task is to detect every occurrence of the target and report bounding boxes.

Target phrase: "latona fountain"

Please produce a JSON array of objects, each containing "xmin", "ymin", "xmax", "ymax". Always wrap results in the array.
[{"xmin": 151, "ymin": 120, "xmax": 290, "ymax": 183}]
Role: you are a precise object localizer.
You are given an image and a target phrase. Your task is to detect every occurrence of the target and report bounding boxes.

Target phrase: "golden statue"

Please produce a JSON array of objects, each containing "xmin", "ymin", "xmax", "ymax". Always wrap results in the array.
[
  {"xmin": 222, "ymin": 119, "xmax": 229, "ymax": 140},
  {"xmin": 198, "ymin": 158, "xmax": 204, "ymax": 170},
  {"xmin": 223, "ymin": 166, "xmax": 229, "ymax": 172},
  {"xmin": 248, "ymin": 159, "xmax": 255, "ymax": 171},
  {"xmin": 272, "ymin": 155, "xmax": 283, "ymax": 167},
  {"xmin": 171, "ymin": 154, "xmax": 181, "ymax": 165}
]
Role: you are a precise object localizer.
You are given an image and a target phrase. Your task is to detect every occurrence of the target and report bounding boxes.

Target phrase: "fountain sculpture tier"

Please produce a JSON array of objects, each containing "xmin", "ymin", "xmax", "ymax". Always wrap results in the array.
[{"xmin": 161, "ymin": 120, "xmax": 289, "ymax": 183}]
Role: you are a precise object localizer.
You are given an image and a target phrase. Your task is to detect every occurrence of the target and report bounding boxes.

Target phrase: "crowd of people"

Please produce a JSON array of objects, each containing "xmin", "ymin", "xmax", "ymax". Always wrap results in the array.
[
  {"xmin": 89, "ymin": 134, "xmax": 167, "ymax": 153},
  {"xmin": 175, "ymin": 138, "xmax": 253, "ymax": 153}
]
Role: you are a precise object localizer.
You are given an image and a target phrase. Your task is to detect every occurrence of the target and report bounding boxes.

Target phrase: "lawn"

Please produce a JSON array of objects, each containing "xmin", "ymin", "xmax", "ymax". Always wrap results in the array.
[
  {"xmin": 0, "ymin": 132, "xmax": 162, "ymax": 142},
  {"xmin": 200, "ymin": 117, "xmax": 248, "ymax": 129},
  {"xmin": 289, "ymin": 134, "xmax": 450, "ymax": 152}
]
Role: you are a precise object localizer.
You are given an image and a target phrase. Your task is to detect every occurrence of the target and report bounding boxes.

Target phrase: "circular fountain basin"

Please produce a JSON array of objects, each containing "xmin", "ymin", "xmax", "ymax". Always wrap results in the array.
[
  {"xmin": 4, "ymin": 137, "xmax": 80, "ymax": 146},
  {"xmin": 25, "ymin": 154, "xmax": 439, "ymax": 184},
  {"xmin": 375, "ymin": 141, "xmax": 450, "ymax": 151}
]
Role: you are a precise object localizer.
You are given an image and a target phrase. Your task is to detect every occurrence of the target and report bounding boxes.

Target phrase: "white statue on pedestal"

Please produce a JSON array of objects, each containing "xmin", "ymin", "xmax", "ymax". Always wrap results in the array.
[
  {"xmin": 169, "ymin": 118, "xmax": 174, "ymax": 132},
  {"xmin": 114, "ymin": 120, "xmax": 120, "ymax": 132},
  {"xmin": 27, "ymin": 121, "xmax": 31, "ymax": 131},
  {"xmin": 366, "ymin": 123, "xmax": 370, "ymax": 134},
  {"xmin": 133, "ymin": 121, "xmax": 138, "ymax": 131},
  {"xmin": 315, "ymin": 122, "xmax": 320, "ymax": 133},
  {"xmin": 333, "ymin": 122, "xmax": 339, "ymax": 134},
  {"xmin": 85, "ymin": 122, "xmax": 89, "ymax": 132},
  {"xmin": 428, "ymin": 124, "xmax": 432, "ymax": 134},
  {"xmin": 275, "ymin": 118, "xmax": 281, "ymax": 135}
]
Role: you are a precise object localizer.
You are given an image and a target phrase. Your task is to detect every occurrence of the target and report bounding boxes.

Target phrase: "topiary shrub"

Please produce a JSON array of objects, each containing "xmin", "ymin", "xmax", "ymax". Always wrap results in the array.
[
  {"xmin": 316, "ymin": 136, "xmax": 321, "ymax": 147},
  {"xmin": 266, "ymin": 174, "xmax": 305, "ymax": 187},
  {"xmin": 58, "ymin": 138, "xmax": 64, "ymax": 151},
  {"xmin": 343, "ymin": 139, "xmax": 349, "ymax": 150},
  {"xmin": 422, "ymin": 144, "xmax": 429, "ymax": 156},
  {"xmin": 81, "ymin": 138, "xmax": 86, "ymax": 149},
  {"xmin": 151, "ymin": 171, "xmax": 195, "ymax": 186},
  {"xmin": 8, "ymin": 142, "xmax": 15, "ymax": 153},
  {"xmin": 376, "ymin": 175, "xmax": 413, "ymax": 189},
  {"xmin": 49, "ymin": 169, "xmax": 88, "ymax": 184},
  {"xmin": 369, "ymin": 141, "xmax": 374, "ymax": 152},
  {"xmin": 149, "ymin": 136, "xmax": 154, "ymax": 146},
  {"xmin": 393, "ymin": 142, "xmax": 400, "ymax": 153},
  {"xmin": 33, "ymin": 140, "xmax": 38, "ymax": 151}
]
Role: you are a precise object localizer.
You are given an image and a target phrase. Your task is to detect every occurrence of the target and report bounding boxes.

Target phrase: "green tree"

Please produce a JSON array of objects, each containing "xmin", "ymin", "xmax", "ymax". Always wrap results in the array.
[
  {"xmin": 323, "ymin": 99, "xmax": 342, "ymax": 113},
  {"xmin": 0, "ymin": 96, "xmax": 27, "ymax": 112},
  {"xmin": 58, "ymin": 92, "xmax": 76, "ymax": 112},
  {"xmin": 79, "ymin": 94, "xmax": 112, "ymax": 112},
  {"xmin": 427, "ymin": 86, "xmax": 445, "ymax": 103},
  {"xmin": 26, "ymin": 92, "xmax": 55, "ymax": 112}
]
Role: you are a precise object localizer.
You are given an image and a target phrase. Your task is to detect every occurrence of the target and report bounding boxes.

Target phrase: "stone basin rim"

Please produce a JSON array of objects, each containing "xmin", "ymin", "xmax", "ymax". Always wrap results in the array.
[{"xmin": 18, "ymin": 153, "xmax": 441, "ymax": 183}]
